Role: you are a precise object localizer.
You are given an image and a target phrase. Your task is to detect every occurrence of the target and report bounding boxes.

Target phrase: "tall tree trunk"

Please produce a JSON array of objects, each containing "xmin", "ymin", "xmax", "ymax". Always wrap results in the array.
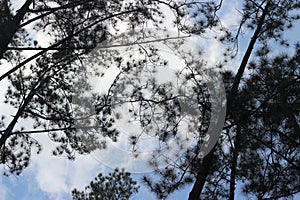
[
  {"xmin": 188, "ymin": 149, "xmax": 214, "ymax": 200},
  {"xmin": 229, "ymin": 125, "xmax": 241, "ymax": 200},
  {"xmin": 188, "ymin": 1, "xmax": 271, "ymax": 199},
  {"xmin": 229, "ymin": 0, "xmax": 271, "ymax": 97},
  {"xmin": 0, "ymin": 0, "xmax": 33, "ymax": 59}
]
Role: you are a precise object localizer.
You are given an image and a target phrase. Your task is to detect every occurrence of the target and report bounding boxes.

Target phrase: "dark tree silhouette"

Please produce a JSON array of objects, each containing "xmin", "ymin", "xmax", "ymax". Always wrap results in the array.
[
  {"xmin": 0, "ymin": 0, "xmax": 299, "ymax": 200},
  {"xmin": 0, "ymin": 0, "xmax": 220, "ymax": 176},
  {"xmin": 195, "ymin": 48, "xmax": 300, "ymax": 200},
  {"xmin": 139, "ymin": 1, "xmax": 300, "ymax": 199},
  {"xmin": 72, "ymin": 168, "xmax": 139, "ymax": 200}
]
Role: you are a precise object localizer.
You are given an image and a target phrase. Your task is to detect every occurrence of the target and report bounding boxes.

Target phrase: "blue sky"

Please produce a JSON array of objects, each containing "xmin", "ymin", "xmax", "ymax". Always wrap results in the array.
[{"xmin": 1, "ymin": 0, "xmax": 300, "ymax": 200}]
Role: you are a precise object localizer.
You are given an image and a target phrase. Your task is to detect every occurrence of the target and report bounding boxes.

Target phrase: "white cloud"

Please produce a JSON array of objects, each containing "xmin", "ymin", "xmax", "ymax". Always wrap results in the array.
[
  {"xmin": 1, "ymin": 1, "xmax": 247, "ymax": 200},
  {"xmin": 197, "ymin": 0, "xmax": 242, "ymax": 67},
  {"xmin": 28, "ymin": 134, "xmax": 107, "ymax": 199}
]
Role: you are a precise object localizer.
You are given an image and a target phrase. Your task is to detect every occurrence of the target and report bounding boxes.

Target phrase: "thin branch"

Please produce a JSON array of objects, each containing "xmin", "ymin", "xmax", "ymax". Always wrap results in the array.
[
  {"xmin": 0, "ymin": 9, "xmax": 140, "ymax": 82},
  {"xmin": 248, "ymin": 131, "xmax": 300, "ymax": 171},
  {"xmin": 6, "ymin": 46, "xmax": 95, "ymax": 50},
  {"xmin": 262, "ymin": 189, "xmax": 300, "ymax": 200},
  {"xmin": 6, "ymin": 35, "xmax": 191, "ymax": 51},
  {"xmin": 27, "ymin": 0, "xmax": 90, "ymax": 13},
  {"xmin": 6, "ymin": 125, "xmax": 102, "ymax": 135},
  {"xmin": 18, "ymin": 10, "xmax": 52, "ymax": 28}
]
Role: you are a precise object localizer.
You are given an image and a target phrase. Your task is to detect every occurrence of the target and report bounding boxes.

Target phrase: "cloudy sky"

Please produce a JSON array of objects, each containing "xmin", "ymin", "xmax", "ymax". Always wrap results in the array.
[{"xmin": 1, "ymin": 0, "xmax": 299, "ymax": 200}]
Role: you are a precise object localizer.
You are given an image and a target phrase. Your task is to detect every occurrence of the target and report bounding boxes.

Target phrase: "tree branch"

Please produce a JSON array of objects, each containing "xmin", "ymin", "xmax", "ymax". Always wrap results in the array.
[
  {"xmin": 0, "ymin": 0, "xmax": 33, "ymax": 59},
  {"xmin": 0, "ymin": 9, "xmax": 140, "ymax": 82},
  {"xmin": 248, "ymin": 131, "xmax": 300, "ymax": 171}
]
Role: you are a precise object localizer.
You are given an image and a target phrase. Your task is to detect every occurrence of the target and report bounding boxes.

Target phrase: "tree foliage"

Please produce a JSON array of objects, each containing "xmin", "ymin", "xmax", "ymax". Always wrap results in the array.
[
  {"xmin": 0, "ymin": 0, "xmax": 299, "ymax": 200},
  {"xmin": 0, "ymin": 0, "xmax": 219, "ymax": 175},
  {"xmin": 235, "ymin": 47, "xmax": 300, "ymax": 199},
  {"xmin": 138, "ymin": 1, "xmax": 300, "ymax": 199},
  {"xmin": 72, "ymin": 168, "xmax": 139, "ymax": 200}
]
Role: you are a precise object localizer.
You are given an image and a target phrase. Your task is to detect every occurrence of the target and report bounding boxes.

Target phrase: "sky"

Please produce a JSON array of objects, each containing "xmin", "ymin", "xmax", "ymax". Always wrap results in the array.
[{"xmin": 0, "ymin": 0, "xmax": 299, "ymax": 200}]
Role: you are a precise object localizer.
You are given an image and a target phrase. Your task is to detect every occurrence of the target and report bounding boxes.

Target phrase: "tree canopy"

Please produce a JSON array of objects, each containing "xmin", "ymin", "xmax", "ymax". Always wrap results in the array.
[
  {"xmin": 72, "ymin": 168, "xmax": 139, "ymax": 200},
  {"xmin": 0, "ymin": 0, "xmax": 299, "ymax": 199},
  {"xmin": 0, "ymin": 0, "xmax": 218, "ymax": 175}
]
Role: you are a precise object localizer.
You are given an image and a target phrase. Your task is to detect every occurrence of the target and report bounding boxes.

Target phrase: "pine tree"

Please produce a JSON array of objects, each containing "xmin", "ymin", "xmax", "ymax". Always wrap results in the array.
[{"xmin": 72, "ymin": 168, "xmax": 139, "ymax": 200}]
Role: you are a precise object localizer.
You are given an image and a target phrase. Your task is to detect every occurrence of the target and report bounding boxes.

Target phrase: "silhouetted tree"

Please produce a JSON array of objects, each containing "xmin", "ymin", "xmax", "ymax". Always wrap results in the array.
[
  {"xmin": 0, "ymin": 0, "xmax": 220, "ymax": 176},
  {"xmin": 1, "ymin": 0, "xmax": 299, "ymax": 199},
  {"xmin": 140, "ymin": 0, "xmax": 300, "ymax": 199},
  {"xmin": 72, "ymin": 168, "xmax": 139, "ymax": 200}
]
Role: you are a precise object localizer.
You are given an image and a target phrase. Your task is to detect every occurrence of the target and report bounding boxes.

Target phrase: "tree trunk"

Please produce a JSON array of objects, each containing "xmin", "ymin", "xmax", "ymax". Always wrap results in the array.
[
  {"xmin": 229, "ymin": 125, "xmax": 241, "ymax": 200},
  {"xmin": 229, "ymin": 0, "xmax": 271, "ymax": 97},
  {"xmin": 188, "ymin": 1, "xmax": 271, "ymax": 198},
  {"xmin": 0, "ymin": 0, "xmax": 33, "ymax": 59},
  {"xmin": 188, "ymin": 149, "xmax": 214, "ymax": 200}
]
